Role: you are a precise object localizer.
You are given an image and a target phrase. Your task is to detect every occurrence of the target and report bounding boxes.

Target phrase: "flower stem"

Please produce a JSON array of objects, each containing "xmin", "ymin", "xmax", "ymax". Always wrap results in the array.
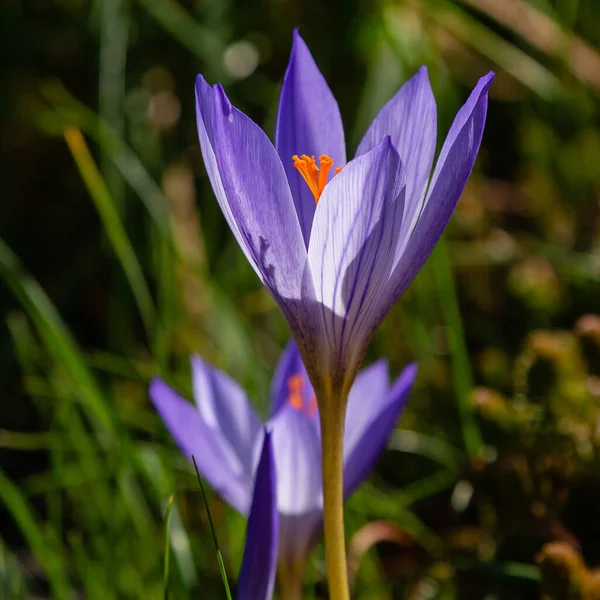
[
  {"xmin": 278, "ymin": 561, "xmax": 304, "ymax": 600},
  {"xmin": 319, "ymin": 397, "xmax": 350, "ymax": 600}
]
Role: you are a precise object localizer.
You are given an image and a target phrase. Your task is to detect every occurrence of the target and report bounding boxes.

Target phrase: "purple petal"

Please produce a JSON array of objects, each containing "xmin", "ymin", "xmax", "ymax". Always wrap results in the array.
[
  {"xmin": 307, "ymin": 137, "xmax": 406, "ymax": 384},
  {"xmin": 387, "ymin": 73, "xmax": 494, "ymax": 293},
  {"xmin": 268, "ymin": 403, "xmax": 322, "ymax": 564},
  {"xmin": 332, "ymin": 72, "xmax": 493, "ymax": 354},
  {"xmin": 191, "ymin": 355, "xmax": 262, "ymax": 476},
  {"xmin": 269, "ymin": 404, "xmax": 322, "ymax": 515},
  {"xmin": 149, "ymin": 378, "xmax": 253, "ymax": 514},
  {"xmin": 238, "ymin": 430, "xmax": 278, "ymax": 600},
  {"xmin": 344, "ymin": 359, "xmax": 390, "ymax": 455},
  {"xmin": 269, "ymin": 340, "xmax": 316, "ymax": 418},
  {"xmin": 275, "ymin": 30, "xmax": 346, "ymax": 246},
  {"xmin": 195, "ymin": 77, "xmax": 261, "ymax": 281},
  {"xmin": 195, "ymin": 77, "xmax": 307, "ymax": 316},
  {"xmin": 356, "ymin": 67, "xmax": 437, "ymax": 242},
  {"xmin": 343, "ymin": 363, "xmax": 417, "ymax": 497}
]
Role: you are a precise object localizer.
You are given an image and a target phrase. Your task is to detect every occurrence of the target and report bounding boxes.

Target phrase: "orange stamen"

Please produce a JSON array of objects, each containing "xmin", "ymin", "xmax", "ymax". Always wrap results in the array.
[
  {"xmin": 292, "ymin": 154, "xmax": 339, "ymax": 203},
  {"xmin": 287, "ymin": 374, "xmax": 304, "ymax": 410}
]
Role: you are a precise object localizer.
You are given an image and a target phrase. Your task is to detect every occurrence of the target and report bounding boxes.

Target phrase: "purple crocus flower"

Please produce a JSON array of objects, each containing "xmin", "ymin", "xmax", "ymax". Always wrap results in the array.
[
  {"xmin": 238, "ymin": 429, "xmax": 277, "ymax": 600},
  {"xmin": 195, "ymin": 31, "xmax": 493, "ymax": 397},
  {"xmin": 150, "ymin": 342, "xmax": 416, "ymax": 580}
]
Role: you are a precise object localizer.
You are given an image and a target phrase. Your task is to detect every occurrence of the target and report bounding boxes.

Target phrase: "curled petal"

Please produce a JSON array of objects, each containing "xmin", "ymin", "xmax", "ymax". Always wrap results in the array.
[
  {"xmin": 307, "ymin": 137, "xmax": 406, "ymax": 385},
  {"xmin": 343, "ymin": 363, "xmax": 417, "ymax": 497},
  {"xmin": 276, "ymin": 30, "xmax": 346, "ymax": 245},
  {"xmin": 238, "ymin": 430, "xmax": 278, "ymax": 600},
  {"xmin": 195, "ymin": 76, "xmax": 307, "ymax": 323},
  {"xmin": 149, "ymin": 378, "xmax": 253, "ymax": 514},
  {"xmin": 356, "ymin": 66, "xmax": 437, "ymax": 242},
  {"xmin": 191, "ymin": 355, "xmax": 262, "ymax": 476}
]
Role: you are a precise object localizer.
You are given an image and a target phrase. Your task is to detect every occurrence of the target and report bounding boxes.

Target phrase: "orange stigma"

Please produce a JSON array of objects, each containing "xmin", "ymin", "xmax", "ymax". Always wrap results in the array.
[
  {"xmin": 287, "ymin": 374, "xmax": 304, "ymax": 410},
  {"xmin": 286, "ymin": 373, "xmax": 318, "ymax": 417},
  {"xmin": 292, "ymin": 154, "xmax": 339, "ymax": 203}
]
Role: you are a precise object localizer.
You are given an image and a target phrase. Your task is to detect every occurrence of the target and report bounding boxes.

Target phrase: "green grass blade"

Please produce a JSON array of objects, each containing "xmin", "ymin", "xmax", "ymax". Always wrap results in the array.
[
  {"xmin": 138, "ymin": 446, "xmax": 197, "ymax": 590},
  {"xmin": 98, "ymin": 0, "xmax": 128, "ymax": 210},
  {"xmin": 0, "ymin": 469, "xmax": 70, "ymax": 599},
  {"xmin": 192, "ymin": 456, "xmax": 233, "ymax": 600},
  {"xmin": 420, "ymin": 0, "xmax": 562, "ymax": 99},
  {"xmin": 64, "ymin": 127, "xmax": 156, "ymax": 338},
  {"xmin": 37, "ymin": 82, "xmax": 170, "ymax": 233},
  {"xmin": 0, "ymin": 540, "xmax": 28, "ymax": 600},
  {"xmin": 0, "ymin": 236, "xmax": 113, "ymax": 432},
  {"xmin": 431, "ymin": 237, "xmax": 484, "ymax": 458},
  {"xmin": 163, "ymin": 495, "xmax": 174, "ymax": 600}
]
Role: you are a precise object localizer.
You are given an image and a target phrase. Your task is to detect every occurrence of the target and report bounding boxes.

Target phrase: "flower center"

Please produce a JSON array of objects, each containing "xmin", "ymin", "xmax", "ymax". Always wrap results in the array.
[
  {"xmin": 287, "ymin": 373, "xmax": 317, "ymax": 417},
  {"xmin": 292, "ymin": 154, "xmax": 342, "ymax": 203}
]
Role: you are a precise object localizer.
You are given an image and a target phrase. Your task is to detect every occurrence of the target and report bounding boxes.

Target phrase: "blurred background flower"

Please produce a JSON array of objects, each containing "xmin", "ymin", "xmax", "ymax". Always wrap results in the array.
[{"xmin": 150, "ymin": 342, "xmax": 415, "ymax": 595}]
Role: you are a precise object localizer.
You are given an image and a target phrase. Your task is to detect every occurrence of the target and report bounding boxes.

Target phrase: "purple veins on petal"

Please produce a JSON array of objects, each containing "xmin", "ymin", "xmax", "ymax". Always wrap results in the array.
[
  {"xmin": 307, "ymin": 137, "xmax": 406, "ymax": 380},
  {"xmin": 194, "ymin": 76, "xmax": 307, "ymax": 308},
  {"xmin": 388, "ymin": 72, "xmax": 495, "ymax": 289},
  {"xmin": 356, "ymin": 66, "xmax": 437, "ymax": 242}
]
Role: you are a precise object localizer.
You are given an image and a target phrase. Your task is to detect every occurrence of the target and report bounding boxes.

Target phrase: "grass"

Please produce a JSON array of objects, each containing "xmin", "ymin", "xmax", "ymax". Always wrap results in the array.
[{"xmin": 2, "ymin": 0, "xmax": 600, "ymax": 597}]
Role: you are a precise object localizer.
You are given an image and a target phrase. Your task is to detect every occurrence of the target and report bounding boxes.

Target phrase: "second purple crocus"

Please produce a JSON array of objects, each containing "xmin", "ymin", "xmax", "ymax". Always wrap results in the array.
[{"xmin": 150, "ymin": 342, "xmax": 416, "ymax": 590}]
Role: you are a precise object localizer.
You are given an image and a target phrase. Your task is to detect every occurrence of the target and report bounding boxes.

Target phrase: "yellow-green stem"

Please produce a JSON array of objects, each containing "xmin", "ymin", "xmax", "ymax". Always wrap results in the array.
[
  {"xmin": 278, "ymin": 560, "xmax": 304, "ymax": 600},
  {"xmin": 319, "ymin": 398, "xmax": 350, "ymax": 600}
]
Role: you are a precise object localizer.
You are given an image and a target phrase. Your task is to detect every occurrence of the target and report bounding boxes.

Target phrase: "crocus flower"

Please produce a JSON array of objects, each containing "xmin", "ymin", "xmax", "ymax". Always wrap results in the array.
[
  {"xmin": 195, "ymin": 31, "xmax": 493, "ymax": 399},
  {"xmin": 150, "ymin": 342, "xmax": 416, "ymax": 582},
  {"xmin": 237, "ymin": 429, "xmax": 277, "ymax": 600}
]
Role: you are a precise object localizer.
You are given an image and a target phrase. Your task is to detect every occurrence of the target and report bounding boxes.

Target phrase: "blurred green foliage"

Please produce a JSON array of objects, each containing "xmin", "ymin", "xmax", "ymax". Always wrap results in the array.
[{"xmin": 1, "ymin": 0, "xmax": 600, "ymax": 598}]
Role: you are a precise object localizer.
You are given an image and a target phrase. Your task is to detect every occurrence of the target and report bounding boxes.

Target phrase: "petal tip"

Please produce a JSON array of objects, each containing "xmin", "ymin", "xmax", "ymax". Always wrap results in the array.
[
  {"xmin": 214, "ymin": 84, "xmax": 233, "ymax": 119},
  {"xmin": 479, "ymin": 71, "xmax": 496, "ymax": 93},
  {"xmin": 189, "ymin": 353, "xmax": 203, "ymax": 367},
  {"xmin": 372, "ymin": 357, "xmax": 390, "ymax": 376},
  {"xmin": 379, "ymin": 134, "xmax": 398, "ymax": 156},
  {"xmin": 195, "ymin": 74, "xmax": 214, "ymax": 100},
  {"xmin": 190, "ymin": 354, "xmax": 210, "ymax": 378},
  {"xmin": 291, "ymin": 27, "xmax": 307, "ymax": 51},
  {"xmin": 404, "ymin": 361, "xmax": 419, "ymax": 382},
  {"xmin": 148, "ymin": 376, "xmax": 167, "ymax": 399}
]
